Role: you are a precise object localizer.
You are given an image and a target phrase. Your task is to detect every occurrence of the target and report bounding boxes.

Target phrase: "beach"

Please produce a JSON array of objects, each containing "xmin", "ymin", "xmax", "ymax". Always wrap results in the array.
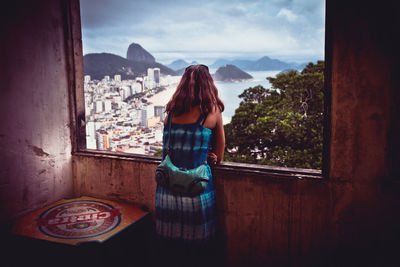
[{"xmin": 147, "ymin": 84, "xmax": 177, "ymax": 106}]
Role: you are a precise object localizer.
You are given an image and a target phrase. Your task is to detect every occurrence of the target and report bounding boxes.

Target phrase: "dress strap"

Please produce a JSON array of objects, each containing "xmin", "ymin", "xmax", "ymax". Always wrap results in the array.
[
  {"xmin": 201, "ymin": 113, "xmax": 208, "ymax": 126},
  {"xmin": 195, "ymin": 114, "xmax": 204, "ymax": 125},
  {"xmin": 195, "ymin": 113, "xmax": 208, "ymax": 126}
]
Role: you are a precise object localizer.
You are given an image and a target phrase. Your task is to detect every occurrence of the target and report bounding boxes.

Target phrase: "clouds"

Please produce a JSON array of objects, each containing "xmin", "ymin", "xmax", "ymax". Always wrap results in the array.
[
  {"xmin": 80, "ymin": 0, "xmax": 325, "ymax": 64},
  {"xmin": 277, "ymin": 8, "xmax": 298, "ymax": 22}
]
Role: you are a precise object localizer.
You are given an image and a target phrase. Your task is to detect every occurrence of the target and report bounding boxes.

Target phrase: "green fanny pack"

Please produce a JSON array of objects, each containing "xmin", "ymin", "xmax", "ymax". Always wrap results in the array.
[
  {"xmin": 155, "ymin": 155, "xmax": 209, "ymax": 196},
  {"xmin": 155, "ymin": 114, "xmax": 209, "ymax": 196}
]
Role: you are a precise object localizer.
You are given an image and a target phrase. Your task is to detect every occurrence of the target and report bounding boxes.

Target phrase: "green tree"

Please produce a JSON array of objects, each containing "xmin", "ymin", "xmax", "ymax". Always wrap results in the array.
[
  {"xmin": 224, "ymin": 61, "xmax": 324, "ymax": 169},
  {"xmin": 154, "ymin": 148, "xmax": 163, "ymax": 157}
]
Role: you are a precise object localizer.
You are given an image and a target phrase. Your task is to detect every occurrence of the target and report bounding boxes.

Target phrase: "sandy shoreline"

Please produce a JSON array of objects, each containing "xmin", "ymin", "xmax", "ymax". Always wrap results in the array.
[{"xmin": 147, "ymin": 84, "xmax": 177, "ymax": 106}]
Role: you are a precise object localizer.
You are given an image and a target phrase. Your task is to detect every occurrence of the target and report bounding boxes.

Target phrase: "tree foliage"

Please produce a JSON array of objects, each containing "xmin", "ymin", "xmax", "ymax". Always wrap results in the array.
[{"xmin": 224, "ymin": 61, "xmax": 324, "ymax": 169}]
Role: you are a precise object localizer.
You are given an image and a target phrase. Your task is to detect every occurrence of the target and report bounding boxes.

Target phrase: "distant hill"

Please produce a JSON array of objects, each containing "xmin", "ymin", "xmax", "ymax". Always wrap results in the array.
[
  {"xmin": 83, "ymin": 53, "xmax": 176, "ymax": 80},
  {"xmin": 167, "ymin": 59, "xmax": 189, "ymax": 70},
  {"xmin": 252, "ymin": 56, "xmax": 292, "ymax": 70},
  {"xmin": 210, "ymin": 59, "xmax": 231, "ymax": 69},
  {"xmin": 213, "ymin": 64, "xmax": 253, "ymax": 82},
  {"xmin": 211, "ymin": 56, "xmax": 295, "ymax": 71},
  {"xmin": 167, "ymin": 59, "xmax": 199, "ymax": 73},
  {"xmin": 167, "ymin": 59, "xmax": 197, "ymax": 70},
  {"xmin": 126, "ymin": 42, "xmax": 155, "ymax": 63}
]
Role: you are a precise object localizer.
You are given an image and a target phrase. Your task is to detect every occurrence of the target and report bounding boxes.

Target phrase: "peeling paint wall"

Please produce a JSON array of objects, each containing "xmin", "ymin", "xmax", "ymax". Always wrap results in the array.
[
  {"xmin": 0, "ymin": 0, "xmax": 73, "ymax": 223},
  {"xmin": 72, "ymin": 156, "xmax": 157, "ymax": 213}
]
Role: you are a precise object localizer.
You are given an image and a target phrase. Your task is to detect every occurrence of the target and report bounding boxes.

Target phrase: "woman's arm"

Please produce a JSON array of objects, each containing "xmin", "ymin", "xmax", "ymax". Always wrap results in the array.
[{"xmin": 213, "ymin": 110, "xmax": 225, "ymax": 162}]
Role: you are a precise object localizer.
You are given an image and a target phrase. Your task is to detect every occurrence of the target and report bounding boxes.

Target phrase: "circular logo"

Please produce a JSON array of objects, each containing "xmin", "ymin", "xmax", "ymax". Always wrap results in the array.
[{"xmin": 37, "ymin": 200, "xmax": 121, "ymax": 239}]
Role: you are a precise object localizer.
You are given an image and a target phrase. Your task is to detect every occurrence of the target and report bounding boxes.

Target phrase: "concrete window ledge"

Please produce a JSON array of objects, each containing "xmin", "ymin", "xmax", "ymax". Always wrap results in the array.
[{"xmin": 73, "ymin": 150, "xmax": 323, "ymax": 181}]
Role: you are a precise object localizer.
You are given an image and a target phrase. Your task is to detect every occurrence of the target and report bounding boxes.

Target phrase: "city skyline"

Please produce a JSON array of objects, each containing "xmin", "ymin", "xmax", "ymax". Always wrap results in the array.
[
  {"xmin": 83, "ymin": 69, "xmax": 180, "ymax": 155},
  {"xmin": 80, "ymin": 0, "xmax": 325, "ymax": 65}
]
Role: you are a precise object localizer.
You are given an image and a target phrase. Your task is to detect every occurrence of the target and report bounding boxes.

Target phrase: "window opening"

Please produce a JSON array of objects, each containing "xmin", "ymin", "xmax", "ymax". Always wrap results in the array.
[{"xmin": 79, "ymin": 0, "xmax": 326, "ymax": 169}]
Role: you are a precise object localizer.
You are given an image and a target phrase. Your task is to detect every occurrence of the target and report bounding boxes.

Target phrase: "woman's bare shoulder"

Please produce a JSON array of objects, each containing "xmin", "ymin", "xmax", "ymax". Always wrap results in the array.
[
  {"xmin": 203, "ymin": 106, "xmax": 222, "ymax": 129},
  {"xmin": 209, "ymin": 105, "xmax": 222, "ymax": 117}
]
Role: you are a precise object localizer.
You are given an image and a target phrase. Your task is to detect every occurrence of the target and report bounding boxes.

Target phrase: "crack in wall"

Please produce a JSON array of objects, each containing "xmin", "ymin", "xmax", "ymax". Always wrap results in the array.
[{"xmin": 26, "ymin": 142, "xmax": 50, "ymax": 157}]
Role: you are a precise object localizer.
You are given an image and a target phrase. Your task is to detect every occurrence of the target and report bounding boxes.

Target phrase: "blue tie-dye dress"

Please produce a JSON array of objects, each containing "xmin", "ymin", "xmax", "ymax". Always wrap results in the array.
[{"xmin": 155, "ymin": 113, "xmax": 216, "ymax": 242}]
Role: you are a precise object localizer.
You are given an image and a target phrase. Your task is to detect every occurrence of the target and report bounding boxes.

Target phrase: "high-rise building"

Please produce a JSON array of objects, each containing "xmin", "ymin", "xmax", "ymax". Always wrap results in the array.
[
  {"xmin": 114, "ymin": 74, "xmax": 121, "ymax": 82},
  {"xmin": 146, "ymin": 68, "xmax": 159, "ymax": 89},
  {"xmin": 95, "ymin": 130, "xmax": 110, "ymax": 150},
  {"xmin": 132, "ymin": 82, "xmax": 141, "ymax": 94},
  {"xmin": 135, "ymin": 77, "xmax": 144, "ymax": 92},
  {"xmin": 141, "ymin": 108, "xmax": 148, "ymax": 128},
  {"xmin": 86, "ymin": 121, "xmax": 96, "ymax": 149},
  {"xmin": 147, "ymin": 68, "xmax": 154, "ymax": 81},
  {"xmin": 84, "ymin": 75, "xmax": 91, "ymax": 83},
  {"xmin": 121, "ymin": 86, "xmax": 130, "ymax": 99},
  {"xmin": 95, "ymin": 101, "xmax": 103, "ymax": 113},
  {"xmin": 154, "ymin": 105, "xmax": 165, "ymax": 121},
  {"xmin": 153, "ymin": 68, "xmax": 160, "ymax": 85},
  {"xmin": 143, "ymin": 76, "xmax": 154, "ymax": 90},
  {"xmin": 104, "ymin": 100, "xmax": 112, "ymax": 112}
]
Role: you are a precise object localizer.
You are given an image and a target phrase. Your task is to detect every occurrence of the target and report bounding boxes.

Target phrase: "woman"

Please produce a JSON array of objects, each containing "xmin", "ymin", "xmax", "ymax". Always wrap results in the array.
[{"xmin": 155, "ymin": 64, "xmax": 225, "ymax": 266}]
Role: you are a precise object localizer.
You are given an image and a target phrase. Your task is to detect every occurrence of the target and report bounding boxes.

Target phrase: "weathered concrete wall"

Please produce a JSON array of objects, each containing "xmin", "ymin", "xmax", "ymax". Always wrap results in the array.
[
  {"xmin": 0, "ymin": 0, "xmax": 73, "ymax": 223},
  {"xmin": 324, "ymin": 1, "xmax": 400, "ymax": 265},
  {"xmin": 72, "ymin": 155, "xmax": 157, "ymax": 213}
]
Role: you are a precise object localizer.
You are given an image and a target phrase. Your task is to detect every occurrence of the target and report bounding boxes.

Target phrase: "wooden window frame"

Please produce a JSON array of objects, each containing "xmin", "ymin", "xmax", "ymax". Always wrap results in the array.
[{"xmin": 65, "ymin": 0, "xmax": 330, "ymax": 180}]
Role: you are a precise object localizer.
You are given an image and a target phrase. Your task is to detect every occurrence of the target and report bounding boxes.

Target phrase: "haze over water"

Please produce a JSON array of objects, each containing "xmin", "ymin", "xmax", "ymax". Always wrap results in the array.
[{"xmin": 214, "ymin": 70, "xmax": 281, "ymax": 124}]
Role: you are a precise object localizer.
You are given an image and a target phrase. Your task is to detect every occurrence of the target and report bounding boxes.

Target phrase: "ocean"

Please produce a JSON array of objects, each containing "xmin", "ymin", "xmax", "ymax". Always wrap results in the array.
[
  {"xmin": 147, "ymin": 70, "xmax": 282, "ymax": 125},
  {"xmin": 213, "ymin": 70, "xmax": 282, "ymax": 124}
]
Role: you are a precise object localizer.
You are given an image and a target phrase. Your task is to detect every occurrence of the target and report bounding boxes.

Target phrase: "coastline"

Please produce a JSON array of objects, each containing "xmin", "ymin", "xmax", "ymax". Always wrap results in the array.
[{"xmin": 147, "ymin": 84, "xmax": 177, "ymax": 106}]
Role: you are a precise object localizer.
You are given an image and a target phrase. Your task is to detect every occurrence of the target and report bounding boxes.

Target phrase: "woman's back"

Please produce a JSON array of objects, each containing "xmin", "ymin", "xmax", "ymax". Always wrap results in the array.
[
  {"xmin": 162, "ymin": 111, "xmax": 212, "ymax": 169},
  {"xmin": 163, "ymin": 105, "xmax": 224, "ymax": 166},
  {"xmin": 155, "ymin": 64, "xmax": 224, "ymax": 248}
]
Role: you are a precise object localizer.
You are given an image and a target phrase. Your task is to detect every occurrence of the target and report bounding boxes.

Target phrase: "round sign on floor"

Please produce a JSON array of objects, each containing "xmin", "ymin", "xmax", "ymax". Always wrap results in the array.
[
  {"xmin": 37, "ymin": 200, "xmax": 122, "ymax": 239},
  {"xmin": 12, "ymin": 196, "xmax": 149, "ymax": 246}
]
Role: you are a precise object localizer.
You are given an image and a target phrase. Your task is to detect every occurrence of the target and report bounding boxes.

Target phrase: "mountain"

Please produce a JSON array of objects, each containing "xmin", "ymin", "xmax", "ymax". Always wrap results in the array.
[
  {"xmin": 252, "ymin": 56, "xmax": 292, "ymax": 70},
  {"xmin": 167, "ymin": 59, "xmax": 188, "ymax": 70},
  {"xmin": 210, "ymin": 56, "xmax": 293, "ymax": 71},
  {"xmin": 167, "ymin": 59, "xmax": 199, "ymax": 72},
  {"xmin": 83, "ymin": 53, "xmax": 176, "ymax": 80},
  {"xmin": 210, "ymin": 59, "xmax": 231, "ymax": 69},
  {"xmin": 167, "ymin": 59, "xmax": 188, "ymax": 71},
  {"xmin": 126, "ymin": 42, "xmax": 155, "ymax": 63},
  {"xmin": 213, "ymin": 64, "xmax": 253, "ymax": 82}
]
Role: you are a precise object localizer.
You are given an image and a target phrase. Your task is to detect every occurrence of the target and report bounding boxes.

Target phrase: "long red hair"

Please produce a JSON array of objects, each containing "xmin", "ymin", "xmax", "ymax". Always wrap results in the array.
[{"xmin": 165, "ymin": 65, "xmax": 224, "ymax": 116}]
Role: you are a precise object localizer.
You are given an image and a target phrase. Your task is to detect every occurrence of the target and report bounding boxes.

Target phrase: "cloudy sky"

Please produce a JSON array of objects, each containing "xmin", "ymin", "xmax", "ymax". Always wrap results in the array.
[{"xmin": 80, "ymin": 0, "xmax": 325, "ymax": 65}]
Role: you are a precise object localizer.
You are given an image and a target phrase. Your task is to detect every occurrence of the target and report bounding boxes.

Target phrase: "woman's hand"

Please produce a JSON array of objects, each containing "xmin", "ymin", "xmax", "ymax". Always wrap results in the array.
[{"xmin": 208, "ymin": 152, "xmax": 218, "ymax": 165}]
